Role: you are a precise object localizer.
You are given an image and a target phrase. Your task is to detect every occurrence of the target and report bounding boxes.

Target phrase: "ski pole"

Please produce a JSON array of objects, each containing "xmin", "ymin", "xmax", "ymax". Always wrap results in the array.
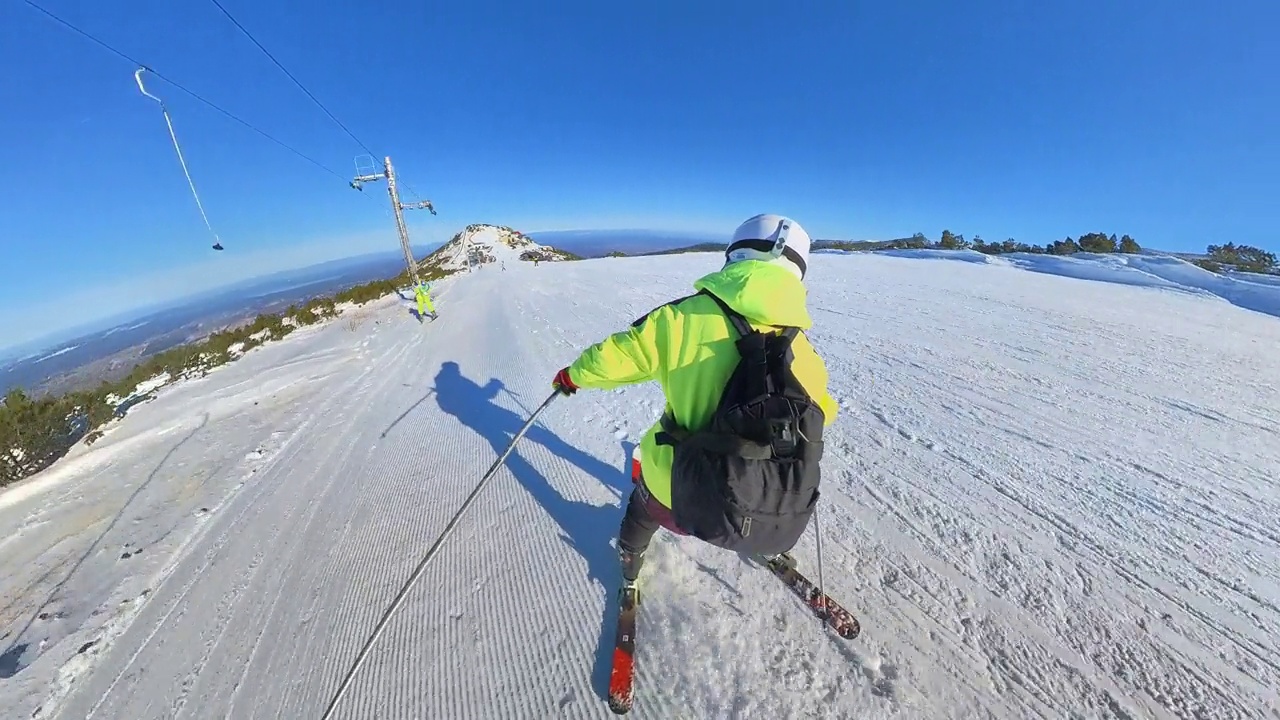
[
  {"xmin": 319, "ymin": 389, "xmax": 561, "ymax": 720},
  {"xmin": 814, "ymin": 504, "xmax": 829, "ymax": 621}
]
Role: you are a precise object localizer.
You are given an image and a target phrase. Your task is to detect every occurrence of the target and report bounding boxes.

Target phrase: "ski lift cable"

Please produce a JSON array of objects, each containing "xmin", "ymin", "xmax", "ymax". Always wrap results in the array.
[
  {"xmin": 205, "ymin": 0, "xmax": 378, "ymax": 158},
  {"xmin": 21, "ymin": 0, "xmax": 350, "ymax": 183},
  {"xmin": 135, "ymin": 68, "xmax": 222, "ymax": 249},
  {"xmin": 399, "ymin": 179, "xmax": 426, "ymax": 203},
  {"xmin": 204, "ymin": 0, "xmax": 429, "ymax": 204}
]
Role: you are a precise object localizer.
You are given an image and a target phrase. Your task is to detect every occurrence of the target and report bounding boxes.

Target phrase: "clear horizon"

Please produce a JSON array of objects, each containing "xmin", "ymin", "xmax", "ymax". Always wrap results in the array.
[
  {"xmin": 3, "ymin": 1, "xmax": 1276, "ymax": 351},
  {"xmin": 0, "ymin": 227, "xmax": 719, "ymax": 354},
  {"xmin": 0, "ymin": 224, "xmax": 1229, "ymax": 357}
]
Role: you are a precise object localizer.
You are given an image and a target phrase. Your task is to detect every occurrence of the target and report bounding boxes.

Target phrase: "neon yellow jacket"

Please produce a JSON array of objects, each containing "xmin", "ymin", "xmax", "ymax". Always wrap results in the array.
[
  {"xmin": 415, "ymin": 284, "xmax": 435, "ymax": 313},
  {"xmin": 567, "ymin": 259, "xmax": 838, "ymax": 509}
]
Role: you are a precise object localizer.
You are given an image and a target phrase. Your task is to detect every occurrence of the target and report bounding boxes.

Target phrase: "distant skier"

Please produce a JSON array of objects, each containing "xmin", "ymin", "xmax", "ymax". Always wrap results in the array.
[
  {"xmin": 414, "ymin": 281, "xmax": 437, "ymax": 322},
  {"xmin": 550, "ymin": 214, "xmax": 838, "ymax": 599}
]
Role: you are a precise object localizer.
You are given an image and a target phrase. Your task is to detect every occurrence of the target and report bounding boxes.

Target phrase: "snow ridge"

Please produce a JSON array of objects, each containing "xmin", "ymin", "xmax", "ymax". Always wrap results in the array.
[{"xmin": 423, "ymin": 224, "xmax": 573, "ymax": 273}]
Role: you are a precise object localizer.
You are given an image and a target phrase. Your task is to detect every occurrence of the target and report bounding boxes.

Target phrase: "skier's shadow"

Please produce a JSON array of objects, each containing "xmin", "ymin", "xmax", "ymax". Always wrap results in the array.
[{"xmin": 432, "ymin": 361, "xmax": 633, "ymax": 700}]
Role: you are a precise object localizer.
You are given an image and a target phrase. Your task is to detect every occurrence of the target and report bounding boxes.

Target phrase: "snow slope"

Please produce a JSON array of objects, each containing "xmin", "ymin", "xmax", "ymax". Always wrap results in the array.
[
  {"xmin": 2, "ymin": 252, "xmax": 1279, "ymax": 719},
  {"xmin": 851, "ymin": 248, "xmax": 1280, "ymax": 320}
]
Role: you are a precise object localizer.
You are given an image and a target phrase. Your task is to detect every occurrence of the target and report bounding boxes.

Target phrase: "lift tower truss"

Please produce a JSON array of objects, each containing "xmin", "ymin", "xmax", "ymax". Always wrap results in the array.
[{"xmin": 352, "ymin": 156, "xmax": 435, "ymax": 285}]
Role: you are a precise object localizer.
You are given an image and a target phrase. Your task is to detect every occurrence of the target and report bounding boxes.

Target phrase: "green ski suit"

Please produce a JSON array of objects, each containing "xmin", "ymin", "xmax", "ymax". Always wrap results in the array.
[{"xmin": 415, "ymin": 283, "xmax": 436, "ymax": 318}]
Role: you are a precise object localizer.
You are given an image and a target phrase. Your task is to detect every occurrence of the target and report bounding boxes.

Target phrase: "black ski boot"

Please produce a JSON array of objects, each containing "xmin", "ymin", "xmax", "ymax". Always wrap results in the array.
[
  {"xmin": 765, "ymin": 552, "xmax": 798, "ymax": 571},
  {"xmin": 619, "ymin": 543, "xmax": 645, "ymax": 604}
]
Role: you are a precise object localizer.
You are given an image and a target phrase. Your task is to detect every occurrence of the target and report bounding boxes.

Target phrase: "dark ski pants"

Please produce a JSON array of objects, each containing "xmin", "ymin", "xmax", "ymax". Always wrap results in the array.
[
  {"xmin": 618, "ymin": 488, "xmax": 659, "ymax": 553},
  {"xmin": 618, "ymin": 477, "xmax": 687, "ymax": 580}
]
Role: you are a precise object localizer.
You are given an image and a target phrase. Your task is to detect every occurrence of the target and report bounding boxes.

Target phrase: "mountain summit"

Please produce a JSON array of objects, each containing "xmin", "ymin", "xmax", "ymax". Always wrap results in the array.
[{"xmin": 422, "ymin": 224, "xmax": 577, "ymax": 273}]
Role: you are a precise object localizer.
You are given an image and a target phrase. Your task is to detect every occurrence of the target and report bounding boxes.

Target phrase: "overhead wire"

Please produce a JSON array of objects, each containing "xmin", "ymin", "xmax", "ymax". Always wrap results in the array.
[
  {"xmin": 205, "ymin": 0, "xmax": 377, "ymax": 158},
  {"xmin": 204, "ymin": 0, "xmax": 428, "ymax": 202},
  {"xmin": 399, "ymin": 179, "xmax": 426, "ymax": 202},
  {"xmin": 21, "ymin": 0, "xmax": 350, "ymax": 183}
]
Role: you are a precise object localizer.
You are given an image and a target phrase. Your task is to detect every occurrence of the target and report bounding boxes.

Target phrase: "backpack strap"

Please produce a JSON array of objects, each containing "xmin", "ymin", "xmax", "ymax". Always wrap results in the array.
[
  {"xmin": 657, "ymin": 411, "xmax": 773, "ymax": 459},
  {"xmin": 653, "ymin": 290, "xmax": 805, "ymax": 456},
  {"xmin": 698, "ymin": 290, "xmax": 754, "ymax": 338},
  {"xmin": 699, "ymin": 289, "xmax": 799, "ymax": 342}
]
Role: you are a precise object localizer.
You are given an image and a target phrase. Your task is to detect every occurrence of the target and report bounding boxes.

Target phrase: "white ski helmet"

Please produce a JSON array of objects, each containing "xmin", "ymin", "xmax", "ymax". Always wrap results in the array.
[{"xmin": 723, "ymin": 214, "xmax": 811, "ymax": 280}]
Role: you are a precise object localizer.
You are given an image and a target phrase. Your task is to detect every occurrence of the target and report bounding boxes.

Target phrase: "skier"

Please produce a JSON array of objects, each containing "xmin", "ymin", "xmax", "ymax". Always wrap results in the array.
[
  {"xmin": 550, "ymin": 214, "xmax": 838, "ymax": 597},
  {"xmin": 414, "ymin": 281, "xmax": 437, "ymax": 321}
]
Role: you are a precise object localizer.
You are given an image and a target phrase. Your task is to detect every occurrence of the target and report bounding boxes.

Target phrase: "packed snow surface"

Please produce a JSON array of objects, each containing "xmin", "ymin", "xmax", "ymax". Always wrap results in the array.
[
  {"xmin": 841, "ymin": 248, "xmax": 1280, "ymax": 319},
  {"xmin": 2, "ymin": 250, "xmax": 1279, "ymax": 719}
]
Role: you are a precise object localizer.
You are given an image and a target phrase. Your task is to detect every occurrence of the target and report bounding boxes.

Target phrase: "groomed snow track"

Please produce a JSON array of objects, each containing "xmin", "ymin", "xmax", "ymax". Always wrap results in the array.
[{"xmin": 2, "ymin": 251, "xmax": 1278, "ymax": 719}]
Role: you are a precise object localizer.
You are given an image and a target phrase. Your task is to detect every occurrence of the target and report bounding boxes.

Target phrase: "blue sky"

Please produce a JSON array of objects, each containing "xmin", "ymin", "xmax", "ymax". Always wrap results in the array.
[{"xmin": 2, "ymin": 0, "xmax": 1276, "ymax": 350}]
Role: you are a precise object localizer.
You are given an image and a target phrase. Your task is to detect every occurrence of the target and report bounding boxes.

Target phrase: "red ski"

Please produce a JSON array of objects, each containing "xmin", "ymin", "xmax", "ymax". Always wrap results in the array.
[
  {"xmin": 607, "ymin": 585, "xmax": 639, "ymax": 714},
  {"xmin": 761, "ymin": 553, "xmax": 860, "ymax": 639}
]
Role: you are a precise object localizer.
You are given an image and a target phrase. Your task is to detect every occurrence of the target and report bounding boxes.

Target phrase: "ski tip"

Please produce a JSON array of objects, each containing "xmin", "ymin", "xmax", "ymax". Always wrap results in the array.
[
  {"xmin": 820, "ymin": 605, "xmax": 860, "ymax": 639},
  {"xmin": 608, "ymin": 695, "xmax": 633, "ymax": 715}
]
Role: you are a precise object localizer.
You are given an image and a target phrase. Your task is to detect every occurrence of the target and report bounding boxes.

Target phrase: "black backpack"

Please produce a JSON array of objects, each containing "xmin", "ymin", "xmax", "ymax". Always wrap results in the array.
[{"xmin": 656, "ymin": 290, "xmax": 826, "ymax": 556}]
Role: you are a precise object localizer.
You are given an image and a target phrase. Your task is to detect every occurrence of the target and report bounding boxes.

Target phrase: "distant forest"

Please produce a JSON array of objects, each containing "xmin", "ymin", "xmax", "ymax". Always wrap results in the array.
[
  {"xmin": 0, "ymin": 267, "xmax": 451, "ymax": 489},
  {"xmin": 813, "ymin": 230, "xmax": 1144, "ymax": 256},
  {"xmin": 612, "ymin": 231, "xmax": 1277, "ymax": 276}
]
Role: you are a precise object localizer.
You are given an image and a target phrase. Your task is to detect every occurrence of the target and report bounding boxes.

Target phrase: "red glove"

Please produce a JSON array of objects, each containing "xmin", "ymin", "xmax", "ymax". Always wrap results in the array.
[{"xmin": 552, "ymin": 367, "xmax": 578, "ymax": 395}]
